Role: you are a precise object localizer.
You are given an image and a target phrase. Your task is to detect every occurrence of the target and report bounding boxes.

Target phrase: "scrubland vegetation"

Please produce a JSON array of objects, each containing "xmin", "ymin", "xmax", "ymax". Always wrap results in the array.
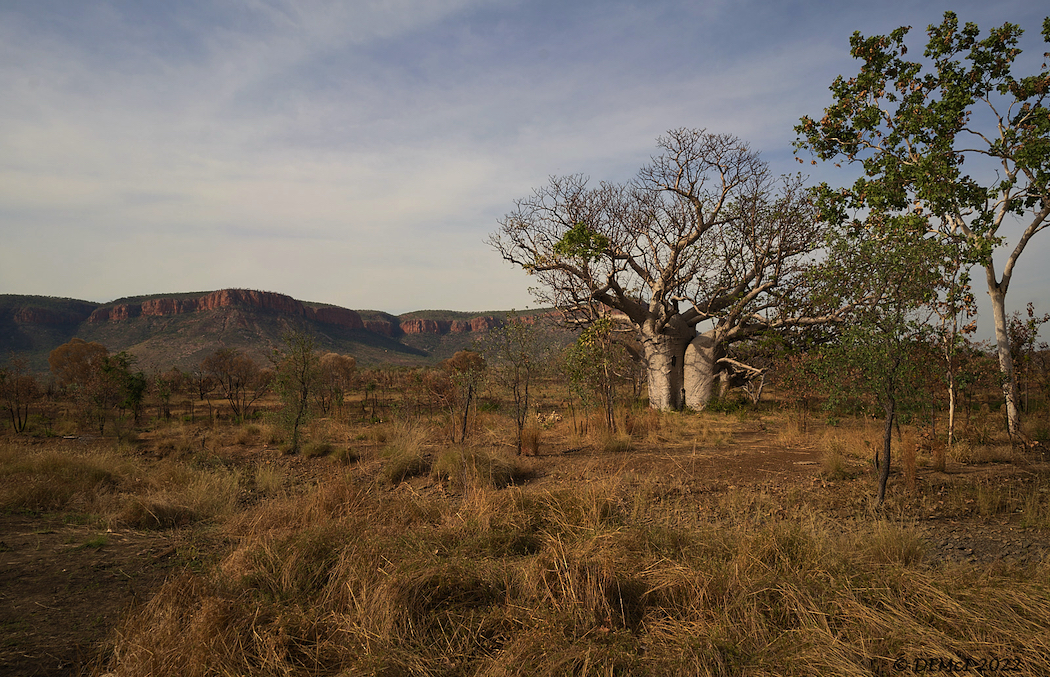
[{"xmin": 3, "ymin": 334, "xmax": 1050, "ymax": 676}]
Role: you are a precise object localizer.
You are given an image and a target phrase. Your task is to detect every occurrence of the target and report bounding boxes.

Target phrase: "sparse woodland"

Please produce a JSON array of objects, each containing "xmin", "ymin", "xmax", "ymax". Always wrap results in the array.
[{"xmin": 3, "ymin": 10, "xmax": 1050, "ymax": 677}]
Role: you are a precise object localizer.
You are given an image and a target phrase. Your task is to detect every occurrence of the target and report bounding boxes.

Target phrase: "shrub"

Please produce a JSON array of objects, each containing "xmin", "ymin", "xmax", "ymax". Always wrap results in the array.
[
  {"xmin": 303, "ymin": 441, "xmax": 334, "ymax": 458},
  {"xmin": 380, "ymin": 420, "xmax": 431, "ymax": 484},
  {"xmin": 431, "ymin": 447, "xmax": 521, "ymax": 491}
]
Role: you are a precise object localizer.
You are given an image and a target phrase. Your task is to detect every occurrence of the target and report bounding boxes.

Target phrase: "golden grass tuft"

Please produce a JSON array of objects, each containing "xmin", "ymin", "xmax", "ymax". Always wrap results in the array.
[
  {"xmin": 11, "ymin": 399, "xmax": 1050, "ymax": 676},
  {"xmin": 380, "ymin": 420, "xmax": 431, "ymax": 484},
  {"xmin": 104, "ymin": 475, "xmax": 1050, "ymax": 675},
  {"xmin": 431, "ymin": 447, "xmax": 526, "ymax": 492},
  {"xmin": 520, "ymin": 423, "xmax": 541, "ymax": 455}
]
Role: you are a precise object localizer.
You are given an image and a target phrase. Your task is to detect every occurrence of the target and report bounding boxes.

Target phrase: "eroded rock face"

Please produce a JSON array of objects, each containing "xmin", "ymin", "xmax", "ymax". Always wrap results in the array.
[
  {"xmin": 86, "ymin": 290, "xmax": 362, "ymax": 329},
  {"xmin": 364, "ymin": 320, "xmax": 399, "ymax": 337},
  {"xmin": 307, "ymin": 306, "xmax": 364, "ymax": 329},
  {"xmin": 400, "ymin": 319, "xmax": 453, "ymax": 335},
  {"xmin": 470, "ymin": 317, "xmax": 502, "ymax": 332},
  {"xmin": 141, "ymin": 298, "xmax": 201, "ymax": 316},
  {"xmin": 76, "ymin": 288, "xmax": 510, "ymax": 337},
  {"xmin": 197, "ymin": 289, "xmax": 304, "ymax": 315},
  {"xmin": 399, "ymin": 317, "xmax": 505, "ymax": 334},
  {"xmin": 89, "ymin": 304, "xmax": 142, "ymax": 322}
]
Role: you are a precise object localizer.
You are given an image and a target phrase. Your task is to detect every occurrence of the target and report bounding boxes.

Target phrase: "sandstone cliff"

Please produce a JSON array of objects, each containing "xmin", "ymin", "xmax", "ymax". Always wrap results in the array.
[{"xmin": 87, "ymin": 290, "xmax": 365, "ymax": 329}]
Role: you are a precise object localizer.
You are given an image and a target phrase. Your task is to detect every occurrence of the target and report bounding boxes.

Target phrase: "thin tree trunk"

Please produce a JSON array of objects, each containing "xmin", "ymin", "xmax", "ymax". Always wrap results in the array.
[
  {"xmin": 989, "ymin": 282, "xmax": 1021, "ymax": 438},
  {"xmin": 947, "ymin": 370, "xmax": 956, "ymax": 449},
  {"xmin": 460, "ymin": 382, "xmax": 473, "ymax": 444},
  {"xmin": 878, "ymin": 402, "xmax": 895, "ymax": 505}
]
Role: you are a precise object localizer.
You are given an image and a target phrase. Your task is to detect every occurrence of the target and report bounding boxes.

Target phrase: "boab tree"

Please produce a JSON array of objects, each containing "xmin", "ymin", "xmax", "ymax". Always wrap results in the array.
[
  {"xmin": 491, "ymin": 128, "xmax": 836, "ymax": 410},
  {"xmin": 796, "ymin": 12, "xmax": 1050, "ymax": 438}
]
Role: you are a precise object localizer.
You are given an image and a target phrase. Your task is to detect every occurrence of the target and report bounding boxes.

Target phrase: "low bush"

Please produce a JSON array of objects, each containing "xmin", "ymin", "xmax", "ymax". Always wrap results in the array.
[{"xmin": 431, "ymin": 447, "xmax": 524, "ymax": 491}]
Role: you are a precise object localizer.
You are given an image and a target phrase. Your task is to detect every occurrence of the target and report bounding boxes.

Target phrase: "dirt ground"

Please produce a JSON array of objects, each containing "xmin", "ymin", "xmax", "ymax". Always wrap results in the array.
[
  {"xmin": 2, "ymin": 422, "xmax": 1049, "ymax": 676},
  {"xmin": 0, "ymin": 515, "xmax": 174, "ymax": 676}
]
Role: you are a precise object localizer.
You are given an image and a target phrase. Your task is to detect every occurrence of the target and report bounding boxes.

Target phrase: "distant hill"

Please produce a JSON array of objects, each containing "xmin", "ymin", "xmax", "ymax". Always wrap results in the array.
[{"xmin": 0, "ymin": 289, "xmax": 560, "ymax": 375}]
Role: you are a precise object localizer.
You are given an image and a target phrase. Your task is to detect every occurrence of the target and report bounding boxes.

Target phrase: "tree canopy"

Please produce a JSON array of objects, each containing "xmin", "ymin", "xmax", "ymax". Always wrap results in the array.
[
  {"xmin": 491, "ymin": 128, "xmax": 839, "ymax": 410},
  {"xmin": 796, "ymin": 11, "xmax": 1050, "ymax": 437}
]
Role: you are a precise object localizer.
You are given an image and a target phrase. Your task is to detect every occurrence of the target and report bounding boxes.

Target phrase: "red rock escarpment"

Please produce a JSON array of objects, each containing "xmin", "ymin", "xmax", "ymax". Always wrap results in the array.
[
  {"xmin": 89, "ymin": 304, "xmax": 142, "ymax": 322},
  {"xmin": 399, "ymin": 319, "xmax": 451, "ymax": 335},
  {"xmin": 469, "ymin": 316, "xmax": 503, "ymax": 332},
  {"xmin": 81, "ymin": 288, "xmax": 511, "ymax": 336},
  {"xmin": 398, "ymin": 317, "xmax": 505, "ymax": 335},
  {"xmin": 364, "ymin": 320, "xmax": 400, "ymax": 337},
  {"xmin": 307, "ymin": 306, "xmax": 364, "ymax": 329},
  {"xmin": 87, "ymin": 290, "xmax": 363, "ymax": 329}
]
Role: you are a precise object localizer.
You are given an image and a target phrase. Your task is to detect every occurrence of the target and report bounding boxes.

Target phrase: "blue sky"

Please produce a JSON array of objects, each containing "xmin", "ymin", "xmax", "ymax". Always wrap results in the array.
[{"xmin": 1, "ymin": 0, "xmax": 1047, "ymax": 337}]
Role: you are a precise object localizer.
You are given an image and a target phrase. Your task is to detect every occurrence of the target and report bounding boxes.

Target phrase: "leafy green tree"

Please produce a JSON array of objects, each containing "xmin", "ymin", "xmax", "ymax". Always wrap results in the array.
[
  {"xmin": 81, "ymin": 351, "xmax": 146, "ymax": 436},
  {"xmin": 929, "ymin": 249, "xmax": 978, "ymax": 449},
  {"xmin": 272, "ymin": 332, "xmax": 320, "ymax": 454},
  {"xmin": 1008, "ymin": 303, "xmax": 1050, "ymax": 413},
  {"xmin": 796, "ymin": 11, "xmax": 1050, "ymax": 438},
  {"xmin": 107, "ymin": 352, "xmax": 148, "ymax": 428},
  {"xmin": 817, "ymin": 217, "xmax": 949, "ymax": 503},
  {"xmin": 153, "ymin": 368, "xmax": 186, "ymax": 421}
]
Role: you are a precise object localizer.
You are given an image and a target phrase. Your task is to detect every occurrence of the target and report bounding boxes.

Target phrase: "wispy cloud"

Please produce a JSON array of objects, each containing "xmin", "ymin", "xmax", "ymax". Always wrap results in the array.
[{"xmin": 2, "ymin": 0, "xmax": 1047, "ymax": 325}]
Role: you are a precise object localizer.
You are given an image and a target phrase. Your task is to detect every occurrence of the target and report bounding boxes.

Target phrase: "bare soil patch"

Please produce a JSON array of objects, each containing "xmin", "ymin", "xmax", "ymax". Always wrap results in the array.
[{"xmin": 0, "ymin": 514, "xmax": 174, "ymax": 676}]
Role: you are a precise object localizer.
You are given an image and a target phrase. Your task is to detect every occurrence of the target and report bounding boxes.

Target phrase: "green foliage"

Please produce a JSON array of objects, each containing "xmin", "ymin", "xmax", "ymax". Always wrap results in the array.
[
  {"xmin": 563, "ymin": 318, "xmax": 629, "ymax": 432},
  {"xmin": 796, "ymin": 12, "xmax": 1050, "ymax": 235},
  {"xmin": 814, "ymin": 220, "xmax": 950, "ymax": 502},
  {"xmin": 796, "ymin": 11, "xmax": 1050, "ymax": 437},
  {"xmin": 552, "ymin": 221, "xmax": 610, "ymax": 262}
]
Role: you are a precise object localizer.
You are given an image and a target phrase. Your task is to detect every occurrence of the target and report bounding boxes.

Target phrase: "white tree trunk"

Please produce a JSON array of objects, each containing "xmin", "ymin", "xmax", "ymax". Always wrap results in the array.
[
  {"xmin": 640, "ymin": 319, "xmax": 693, "ymax": 411},
  {"xmin": 989, "ymin": 287, "xmax": 1022, "ymax": 437},
  {"xmin": 684, "ymin": 330, "xmax": 725, "ymax": 410},
  {"xmin": 946, "ymin": 370, "xmax": 956, "ymax": 449}
]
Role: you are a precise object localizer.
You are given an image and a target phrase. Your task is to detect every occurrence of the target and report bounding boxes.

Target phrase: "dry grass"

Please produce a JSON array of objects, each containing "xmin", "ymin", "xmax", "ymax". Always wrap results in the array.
[
  {"xmin": 598, "ymin": 431, "xmax": 633, "ymax": 453},
  {"xmin": 380, "ymin": 420, "xmax": 431, "ymax": 484},
  {"xmin": 0, "ymin": 441, "xmax": 243, "ymax": 529},
  {"xmin": 102, "ymin": 473, "xmax": 1050, "ymax": 676},
  {"xmin": 7, "ymin": 400, "xmax": 1050, "ymax": 675},
  {"xmin": 902, "ymin": 432, "xmax": 918, "ymax": 492},
  {"xmin": 431, "ymin": 447, "xmax": 528, "ymax": 492},
  {"xmin": 520, "ymin": 423, "xmax": 540, "ymax": 455},
  {"xmin": 775, "ymin": 414, "xmax": 809, "ymax": 447},
  {"xmin": 253, "ymin": 463, "xmax": 286, "ymax": 496}
]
